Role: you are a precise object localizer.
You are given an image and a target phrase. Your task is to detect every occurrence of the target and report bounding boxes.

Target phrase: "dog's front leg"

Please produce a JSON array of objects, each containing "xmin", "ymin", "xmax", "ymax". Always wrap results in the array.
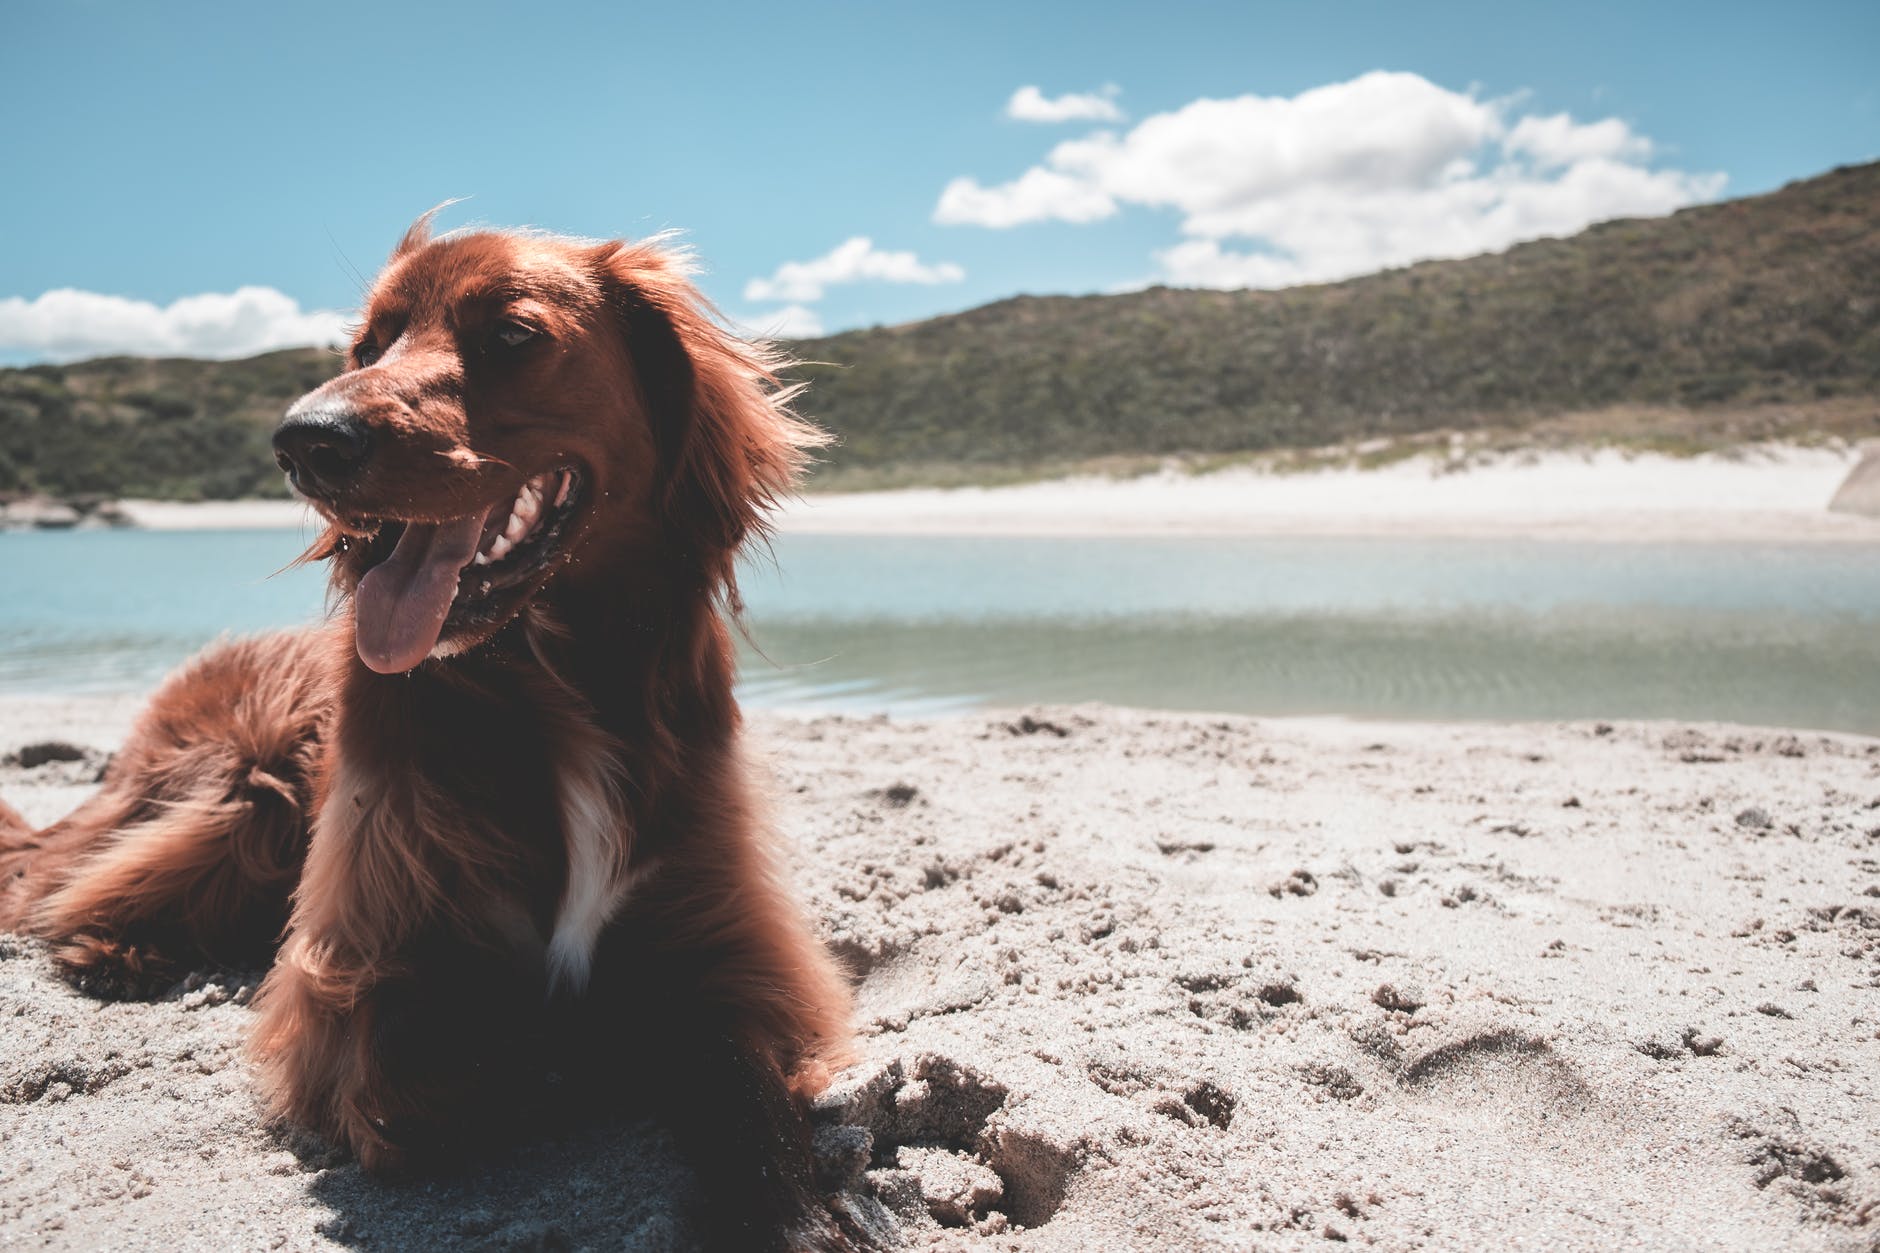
[
  {"xmin": 251, "ymin": 923, "xmax": 549, "ymax": 1174},
  {"xmin": 653, "ymin": 1027, "xmax": 835, "ymax": 1252},
  {"xmin": 563, "ymin": 990, "xmax": 844, "ymax": 1253},
  {"xmin": 570, "ymin": 904, "xmax": 863, "ymax": 1252}
]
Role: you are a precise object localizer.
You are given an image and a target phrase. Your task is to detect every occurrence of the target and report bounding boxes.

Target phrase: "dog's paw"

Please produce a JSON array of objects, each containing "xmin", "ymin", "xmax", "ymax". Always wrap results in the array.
[
  {"xmin": 347, "ymin": 1108, "xmax": 466, "ymax": 1178},
  {"xmin": 50, "ymin": 932, "xmax": 177, "ymax": 1000},
  {"xmin": 351, "ymin": 1129, "xmax": 411, "ymax": 1178}
]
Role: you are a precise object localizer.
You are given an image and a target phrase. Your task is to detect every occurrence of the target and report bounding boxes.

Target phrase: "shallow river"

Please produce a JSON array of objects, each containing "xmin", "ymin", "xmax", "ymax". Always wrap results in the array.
[{"xmin": 3, "ymin": 529, "xmax": 1878, "ymax": 733}]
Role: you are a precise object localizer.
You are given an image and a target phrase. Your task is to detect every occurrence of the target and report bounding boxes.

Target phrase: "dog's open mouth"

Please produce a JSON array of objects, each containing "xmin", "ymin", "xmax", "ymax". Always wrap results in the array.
[{"xmin": 349, "ymin": 468, "xmax": 581, "ymax": 674}]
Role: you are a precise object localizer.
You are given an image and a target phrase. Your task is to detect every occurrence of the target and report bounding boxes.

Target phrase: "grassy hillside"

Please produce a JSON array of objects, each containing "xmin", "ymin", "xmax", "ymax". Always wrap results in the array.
[
  {"xmin": 1, "ymin": 161, "xmax": 1876, "ymax": 501},
  {"xmin": 791, "ymin": 161, "xmax": 1880, "ymax": 475},
  {"xmin": 0, "ymin": 349, "xmax": 336, "ymax": 499}
]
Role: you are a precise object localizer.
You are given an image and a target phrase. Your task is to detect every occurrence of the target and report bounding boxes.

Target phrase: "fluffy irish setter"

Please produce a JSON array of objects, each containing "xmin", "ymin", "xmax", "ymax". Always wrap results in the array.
[{"xmin": 0, "ymin": 216, "xmax": 856, "ymax": 1250}]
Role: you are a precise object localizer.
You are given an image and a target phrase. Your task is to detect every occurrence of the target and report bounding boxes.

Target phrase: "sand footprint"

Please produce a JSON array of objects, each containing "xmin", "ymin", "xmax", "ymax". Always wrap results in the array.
[{"xmin": 1396, "ymin": 1027, "xmax": 1598, "ymax": 1134}]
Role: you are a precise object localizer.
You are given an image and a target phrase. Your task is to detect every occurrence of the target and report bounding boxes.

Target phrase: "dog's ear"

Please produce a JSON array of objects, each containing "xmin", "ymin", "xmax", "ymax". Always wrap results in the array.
[{"xmin": 592, "ymin": 240, "xmax": 828, "ymax": 596}]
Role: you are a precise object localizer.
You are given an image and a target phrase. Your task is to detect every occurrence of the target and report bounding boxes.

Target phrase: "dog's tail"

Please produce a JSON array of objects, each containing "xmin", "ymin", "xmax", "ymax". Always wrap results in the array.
[
  {"xmin": 0, "ymin": 794, "xmax": 40, "ymax": 932},
  {"xmin": 0, "ymin": 796, "xmax": 29, "ymax": 844}
]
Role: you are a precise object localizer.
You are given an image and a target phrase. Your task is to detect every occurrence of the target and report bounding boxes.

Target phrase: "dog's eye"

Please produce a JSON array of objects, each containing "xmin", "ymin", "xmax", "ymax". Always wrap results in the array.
[
  {"xmin": 492, "ymin": 321, "xmax": 538, "ymax": 350},
  {"xmin": 354, "ymin": 340, "xmax": 383, "ymax": 368}
]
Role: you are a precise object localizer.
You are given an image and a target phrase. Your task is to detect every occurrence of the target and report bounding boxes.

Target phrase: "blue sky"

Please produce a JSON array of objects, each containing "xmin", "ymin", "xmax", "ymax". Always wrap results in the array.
[{"xmin": 1, "ymin": 0, "xmax": 1875, "ymax": 361}]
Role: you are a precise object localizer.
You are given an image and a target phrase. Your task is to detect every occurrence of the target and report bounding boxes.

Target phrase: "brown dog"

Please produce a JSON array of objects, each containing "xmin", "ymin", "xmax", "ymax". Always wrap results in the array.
[{"xmin": 0, "ymin": 216, "xmax": 855, "ymax": 1249}]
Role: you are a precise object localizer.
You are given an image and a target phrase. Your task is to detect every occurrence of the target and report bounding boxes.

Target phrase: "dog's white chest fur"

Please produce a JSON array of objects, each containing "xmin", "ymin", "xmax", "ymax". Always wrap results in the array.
[{"xmin": 546, "ymin": 739, "xmax": 635, "ymax": 992}]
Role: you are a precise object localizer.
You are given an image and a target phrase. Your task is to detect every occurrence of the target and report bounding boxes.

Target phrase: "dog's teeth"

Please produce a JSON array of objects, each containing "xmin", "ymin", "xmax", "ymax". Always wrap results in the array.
[
  {"xmin": 553, "ymin": 472, "xmax": 572, "ymax": 507},
  {"xmin": 487, "ymin": 534, "xmax": 513, "ymax": 562},
  {"xmin": 503, "ymin": 508, "xmax": 528, "ymax": 543},
  {"xmin": 472, "ymin": 550, "xmax": 491, "ymax": 566}
]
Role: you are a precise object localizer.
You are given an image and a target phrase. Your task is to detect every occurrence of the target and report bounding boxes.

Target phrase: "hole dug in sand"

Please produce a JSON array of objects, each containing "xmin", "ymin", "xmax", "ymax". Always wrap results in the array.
[{"xmin": 813, "ymin": 1052, "xmax": 1087, "ymax": 1236}]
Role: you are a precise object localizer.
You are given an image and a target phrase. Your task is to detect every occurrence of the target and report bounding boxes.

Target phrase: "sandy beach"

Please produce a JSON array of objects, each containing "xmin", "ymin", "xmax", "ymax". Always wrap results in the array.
[
  {"xmin": 94, "ymin": 444, "xmax": 1880, "ymax": 543},
  {"xmin": 785, "ymin": 445, "xmax": 1880, "ymax": 542},
  {"xmin": 3, "ymin": 695, "xmax": 1877, "ymax": 1250}
]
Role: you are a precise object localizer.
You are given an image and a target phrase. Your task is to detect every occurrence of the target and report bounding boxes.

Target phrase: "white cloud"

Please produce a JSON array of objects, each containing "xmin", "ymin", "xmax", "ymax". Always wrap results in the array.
[
  {"xmin": 935, "ymin": 167, "xmax": 1119, "ymax": 228},
  {"xmin": 936, "ymin": 71, "xmax": 1725, "ymax": 289},
  {"xmin": 1503, "ymin": 112, "xmax": 1651, "ymax": 168},
  {"xmin": 743, "ymin": 236, "xmax": 965, "ymax": 304},
  {"xmin": 732, "ymin": 303, "xmax": 825, "ymax": 339},
  {"xmin": 1006, "ymin": 84, "xmax": 1124, "ymax": 124},
  {"xmin": 0, "ymin": 286, "xmax": 349, "ymax": 363}
]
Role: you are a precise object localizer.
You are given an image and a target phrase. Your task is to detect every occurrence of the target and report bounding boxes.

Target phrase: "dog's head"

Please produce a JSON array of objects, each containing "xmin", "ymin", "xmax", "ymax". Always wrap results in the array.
[{"xmin": 276, "ymin": 215, "xmax": 824, "ymax": 675}]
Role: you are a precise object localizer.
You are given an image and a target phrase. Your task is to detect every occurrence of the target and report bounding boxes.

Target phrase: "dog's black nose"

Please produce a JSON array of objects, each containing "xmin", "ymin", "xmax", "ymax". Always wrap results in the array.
[{"xmin": 274, "ymin": 402, "xmax": 371, "ymax": 494}]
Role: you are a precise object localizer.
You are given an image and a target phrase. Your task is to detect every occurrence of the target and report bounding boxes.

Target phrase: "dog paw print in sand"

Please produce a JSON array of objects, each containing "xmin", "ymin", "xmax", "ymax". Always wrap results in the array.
[
  {"xmin": 867, "ymin": 781, "xmax": 923, "ymax": 809},
  {"xmin": 1082, "ymin": 1054, "xmax": 1240, "ymax": 1132},
  {"xmin": 1296, "ymin": 1062, "xmax": 1365, "ymax": 1103},
  {"xmin": 1250, "ymin": 1187, "xmax": 1388, "ymax": 1245},
  {"xmin": 1268, "ymin": 868, "xmax": 1319, "ymax": 898},
  {"xmin": 814, "ymin": 1052, "xmax": 1087, "ymax": 1238},
  {"xmin": 0, "ymin": 1056, "xmax": 133, "ymax": 1106},
  {"xmin": 1724, "ymin": 1114, "xmax": 1873, "ymax": 1226},
  {"xmin": 1152, "ymin": 1079, "xmax": 1237, "ymax": 1131},
  {"xmin": 1633, "ymin": 1026, "xmax": 1727, "ymax": 1061},
  {"xmin": 1801, "ymin": 903, "xmax": 1880, "ymax": 977},
  {"xmin": 1175, "ymin": 967, "xmax": 1305, "ymax": 1031}
]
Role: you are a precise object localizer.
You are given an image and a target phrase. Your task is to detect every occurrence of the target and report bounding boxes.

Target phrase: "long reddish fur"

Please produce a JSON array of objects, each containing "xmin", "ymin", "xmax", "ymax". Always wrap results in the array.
[{"xmin": 0, "ymin": 224, "xmax": 855, "ymax": 1248}]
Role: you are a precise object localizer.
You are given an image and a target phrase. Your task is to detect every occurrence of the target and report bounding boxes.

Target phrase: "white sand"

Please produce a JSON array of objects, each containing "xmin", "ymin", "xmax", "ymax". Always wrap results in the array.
[
  {"xmin": 3, "ymin": 697, "xmax": 1877, "ymax": 1249},
  {"xmin": 107, "ymin": 445, "xmax": 1880, "ymax": 543},
  {"xmin": 783, "ymin": 445, "xmax": 1880, "ymax": 541},
  {"xmin": 112, "ymin": 499, "xmax": 322, "ymax": 531}
]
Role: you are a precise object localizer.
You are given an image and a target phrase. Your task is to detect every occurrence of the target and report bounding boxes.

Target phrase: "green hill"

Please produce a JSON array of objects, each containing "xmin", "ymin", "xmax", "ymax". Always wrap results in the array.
[
  {"xmin": 791, "ymin": 161, "xmax": 1880, "ymax": 479},
  {"xmin": 3, "ymin": 161, "xmax": 1877, "ymax": 501},
  {"xmin": 0, "ymin": 349, "xmax": 337, "ymax": 500}
]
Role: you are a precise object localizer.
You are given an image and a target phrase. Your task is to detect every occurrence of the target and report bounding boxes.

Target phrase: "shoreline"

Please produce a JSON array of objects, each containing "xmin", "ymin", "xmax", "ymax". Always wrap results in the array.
[
  {"xmin": 17, "ymin": 442, "xmax": 1867, "ymax": 543},
  {"xmin": 5, "ymin": 686, "xmax": 1879, "ymax": 745}
]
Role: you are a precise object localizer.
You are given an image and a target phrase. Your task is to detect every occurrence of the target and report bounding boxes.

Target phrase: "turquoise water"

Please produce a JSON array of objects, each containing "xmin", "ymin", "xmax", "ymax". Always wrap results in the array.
[{"xmin": 3, "ymin": 529, "xmax": 1879, "ymax": 733}]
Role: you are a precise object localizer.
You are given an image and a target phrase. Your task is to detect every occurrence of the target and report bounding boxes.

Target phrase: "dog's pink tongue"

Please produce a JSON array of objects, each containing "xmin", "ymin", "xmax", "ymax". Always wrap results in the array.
[{"xmin": 353, "ymin": 511, "xmax": 489, "ymax": 674}]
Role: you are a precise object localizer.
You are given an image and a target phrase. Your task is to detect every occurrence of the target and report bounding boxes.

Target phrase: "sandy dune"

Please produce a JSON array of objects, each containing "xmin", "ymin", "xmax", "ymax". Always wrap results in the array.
[{"xmin": 2, "ymin": 698, "xmax": 1878, "ymax": 1250}]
